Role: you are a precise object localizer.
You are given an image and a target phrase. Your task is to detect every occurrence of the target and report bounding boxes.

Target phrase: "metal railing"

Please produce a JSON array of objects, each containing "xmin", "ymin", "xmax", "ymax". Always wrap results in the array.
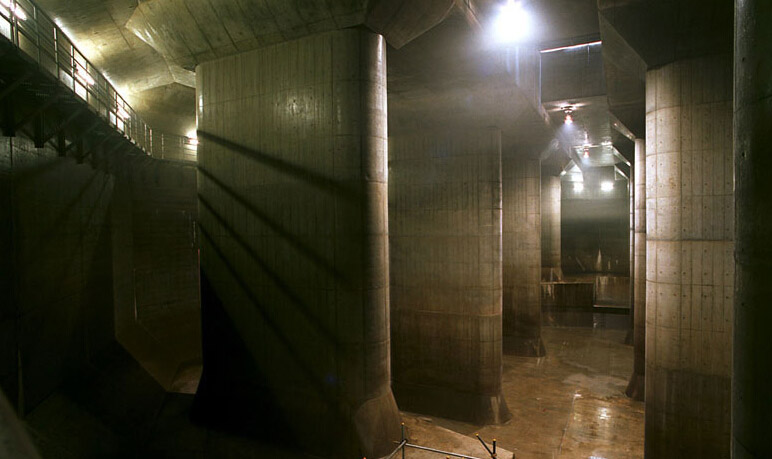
[
  {"xmin": 382, "ymin": 424, "xmax": 505, "ymax": 459},
  {"xmin": 0, "ymin": 0, "xmax": 196, "ymax": 162}
]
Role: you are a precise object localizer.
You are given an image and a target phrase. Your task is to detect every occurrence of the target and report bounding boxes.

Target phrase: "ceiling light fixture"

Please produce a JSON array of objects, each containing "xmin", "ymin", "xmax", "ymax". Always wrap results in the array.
[
  {"xmin": 563, "ymin": 106, "xmax": 574, "ymax": 125},
  {"xmin": 493, "ymin": 0, "xmax": 530, "ymax": 44}
]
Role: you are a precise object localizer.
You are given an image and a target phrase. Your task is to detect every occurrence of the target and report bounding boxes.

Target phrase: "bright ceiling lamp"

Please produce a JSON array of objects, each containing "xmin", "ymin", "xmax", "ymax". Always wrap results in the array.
[
  {"xmin": 186, "ymin": 129, "xmax": 199, "ymax": 146},
  {"xmin": 562, "ymin": 106, "xmax": 574, "ymax": 125},
  {"xmin": 493, "ymin": 0, "xmax": 530, "ymax": 44}
]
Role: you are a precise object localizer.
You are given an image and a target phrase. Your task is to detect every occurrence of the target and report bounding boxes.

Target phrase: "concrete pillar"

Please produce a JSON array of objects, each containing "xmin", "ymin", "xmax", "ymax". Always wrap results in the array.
[
  {"xmin": 389, "ymin": 129, "xmax": 509, "ymax": 424},
  {"xmin": 626, "ymin": 138, "xmax": 645, "ymax": 401},
  {"xmin": 733, "ymin": 1, "xmax": 772, "ymax": 457},
  {"xmin": 541, "ymin": 175, "xmax": 562, "ymax": 281},
  {"xmin": 645, "ymin": 54, "xmax": 733, "ymax": 458},
  {"xmin": 503, "ymin": 155, "xmax": 544, "ymax": 356},
  {"xmin": 193, "ymin": 28, "xmax": 400, "ymax": 458},
  {"xmin": 627, "ymin": 160, "xmax": 635, "ymax": 345}
]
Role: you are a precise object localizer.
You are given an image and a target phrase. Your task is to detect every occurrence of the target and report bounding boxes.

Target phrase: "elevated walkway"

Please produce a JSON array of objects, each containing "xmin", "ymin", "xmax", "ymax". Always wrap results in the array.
[{"xmin": 0, "ymin": 0, "xmax": 195, "ymax": 164}]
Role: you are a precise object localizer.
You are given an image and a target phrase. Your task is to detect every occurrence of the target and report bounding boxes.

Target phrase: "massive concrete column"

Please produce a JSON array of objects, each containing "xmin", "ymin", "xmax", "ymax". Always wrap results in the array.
[
  {"xmin": 541, "ymin": 174, "xmax": 562, "ymax": 281},
  {"xmin": 389, "ymin": 129, "xmax": 509, "ymax": 424},
  {"xmin": 193, "ymin": 28, "xmax": 400, "ymax": 458},
  {"xmin": 627, "ymin": 159, "xmax": 635, "ymax": 345},
  {"xmin": 503, "ymin": 155, "xmax": 544, "ymax": 356},
  {"xmin": 626, "ymin": 138, "xmax": 645, "ymax": 400},
  {"xmin": 733, "ymin": 2, "xmax": 772, "ymax": 457},
  {"xmin": 645, "ymin": 54, "xmax": 733, "ymax": 458}
]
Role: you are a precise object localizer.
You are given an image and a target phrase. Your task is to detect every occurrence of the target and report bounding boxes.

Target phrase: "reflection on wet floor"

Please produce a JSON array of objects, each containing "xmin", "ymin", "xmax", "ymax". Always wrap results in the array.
[
  {"xmin": 24, "ymin": 312, "xmax": 641, "ymax": 458},
  {"xmin": 407, "ymin": 318, "xmax": 643, "ymax": 459}
]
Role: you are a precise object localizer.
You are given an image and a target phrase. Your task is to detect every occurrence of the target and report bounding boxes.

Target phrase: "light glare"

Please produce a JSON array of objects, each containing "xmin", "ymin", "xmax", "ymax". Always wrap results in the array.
[
  {"xmin": 493, "ymin": 0, "xmax": 529, "ymax": 44},
  {"xmin": 601, "ymin": 181, "xmax": 614, "ymax": 192},
  {"xmin": 2, "ymin": 0, "xmax": 27, "ymax": 20},
  {"xmin": 75, "ymin": 68, "xmax": 95, "ymax": 86},
  {"xmin": 573, "ymin": 182, "xmax": 584, "ymax": 192},
  {"xmin": 186, "ymin": 129, "xmax": 199, "ymax": 146}
]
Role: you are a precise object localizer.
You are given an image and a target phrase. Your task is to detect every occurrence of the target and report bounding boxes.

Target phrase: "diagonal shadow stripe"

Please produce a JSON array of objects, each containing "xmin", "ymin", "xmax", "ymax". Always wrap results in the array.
[
  {"xmin": 198, "ymin": 194, "xmax": 337, "ymax": 346},
  {"xmin": 197, "ymin": 225, "xmax": 338, "ymax": 405},
  {"xmin": 197, "ymin": 165, "xmax": 347, "ymax": 285},
  {"xmin": 197, "ymin": 130, "xmax": 358, "ymax": 201}
]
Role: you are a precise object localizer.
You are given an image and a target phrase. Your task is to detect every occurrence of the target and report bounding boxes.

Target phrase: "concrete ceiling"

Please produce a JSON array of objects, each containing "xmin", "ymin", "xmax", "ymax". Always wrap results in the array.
[
  {"xmin": 35, "ymin": 0, "xmax": 631, "ymax": 159},
  {"xmin": 124, "ymin": 0, "xmax": 457, "ymax": 70},
  {"xmin": 35, "ymin": 0, "xmax": 193, "ymax": 93},
  {"xmin": 388, "ymin": 13, "xmax": 551, "ymax": 151},
  {"xmin": 36, "ymin": 0, "xmax": 457, "ymax": 136}
]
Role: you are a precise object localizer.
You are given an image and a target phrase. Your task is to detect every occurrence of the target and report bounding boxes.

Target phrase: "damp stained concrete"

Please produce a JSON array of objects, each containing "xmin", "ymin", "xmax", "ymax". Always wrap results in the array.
[{"xmin": 402, "ymin": 321, "xmax": 643, "ymax": 459}]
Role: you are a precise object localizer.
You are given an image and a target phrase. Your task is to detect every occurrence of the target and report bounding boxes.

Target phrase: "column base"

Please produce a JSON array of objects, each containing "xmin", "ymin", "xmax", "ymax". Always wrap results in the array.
[
  {"xmin": 503, "ymin": 335, "xmax": 546, "ymax": 357},
  {"xmin": 625, "ymin": 372, "xmax": 644, "ymax": 401},
  {"xmin": 193, "ymin": 273, "xmax": 402, "ymax": 458},
  {"xmin": 392, "ymin": 382, "xmax": 511, "ymax": 425},
  {"xmin": 352, "ymin": 391, "xmax": 403, "ymax": 458}
]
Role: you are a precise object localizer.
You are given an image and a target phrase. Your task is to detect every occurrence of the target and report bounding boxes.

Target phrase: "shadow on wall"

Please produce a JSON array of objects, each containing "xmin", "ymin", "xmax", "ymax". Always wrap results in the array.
[
  {"xmin": 1, "ymin": 137, "xmax": 116, "ymax": 413},
  {"xmin": 0, "ymin": 135, "xmax": 203, "ymax": 423},
  {"xmin": 194, "ymin": 127, "xmax": 399, "ymax": 456},
  {"xmin": 192, "ymin": 218, "xmax": 353, "ymax": 450},
  {"xmin": 111, "ymin": 155, "xmax": 202, "ymax": 394},
  {"xmin": 197, "ymin": 131, "xmax": 357, "ymax": 201}
]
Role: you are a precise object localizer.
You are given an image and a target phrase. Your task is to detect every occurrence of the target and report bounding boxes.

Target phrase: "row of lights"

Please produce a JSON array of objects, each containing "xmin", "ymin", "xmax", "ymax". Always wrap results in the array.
[{"xmin": 573, "ymin": 181, "xmax": 615, "ymax": 192}]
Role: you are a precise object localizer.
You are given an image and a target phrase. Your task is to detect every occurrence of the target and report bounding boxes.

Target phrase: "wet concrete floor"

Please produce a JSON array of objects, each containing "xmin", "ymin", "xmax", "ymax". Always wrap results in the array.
[
  {"xmin": 23, "ymin": 315, "xmax": 642, "ymax": 458},
  {"xmin": 403, "ymin": 319, "xmax": 643, "ymax": 459}
]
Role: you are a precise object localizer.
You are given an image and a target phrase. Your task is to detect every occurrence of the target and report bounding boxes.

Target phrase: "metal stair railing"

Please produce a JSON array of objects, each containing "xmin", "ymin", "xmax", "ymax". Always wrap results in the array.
[{"xmin": 0, "ymin": 0, "xmax": 196, "ymax": 162}]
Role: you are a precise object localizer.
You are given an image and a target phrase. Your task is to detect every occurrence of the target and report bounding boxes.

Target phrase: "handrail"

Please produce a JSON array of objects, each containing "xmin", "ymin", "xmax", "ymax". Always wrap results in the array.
[{"xmin": 0, "ymin": 0, "xmax": 196, "ymax": 162}]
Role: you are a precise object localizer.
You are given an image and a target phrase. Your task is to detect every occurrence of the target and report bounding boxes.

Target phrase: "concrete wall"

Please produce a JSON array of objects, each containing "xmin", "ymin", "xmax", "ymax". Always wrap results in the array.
[
  {"xmin": 0, "ymin": 136, "xmax": 14, "ymax": 405},
  {"xmin": 503, "ymin": 156, "xmax": 543, "ymax": 356},
  {"xmin": 389, "ymin": 129, "xmax": 509, "ymax": 424},
  {"xmin": 541, "ymin": 174, "xmax": 562, "ymax": 280},
  {"xmin": 0, "ymin": 130, "xmax": 201, "ymax": 424},
  {"xmin": 561, "ymin": 180, "xmax": 629, "ymax": 275},
  {"xmin": 0, "ymin": 136, "xmax": 115, "ymax": 414},
  {"xmin": 194, "ymin": 27, "xmax": 400, "ymax": 458},
  {"xmin": 645, "ymin": 54, "xmax": 733, "ymax": 458},
  {"xmin": 111, "ymin": 156, "xmax": 200, "ymax": 393}
]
